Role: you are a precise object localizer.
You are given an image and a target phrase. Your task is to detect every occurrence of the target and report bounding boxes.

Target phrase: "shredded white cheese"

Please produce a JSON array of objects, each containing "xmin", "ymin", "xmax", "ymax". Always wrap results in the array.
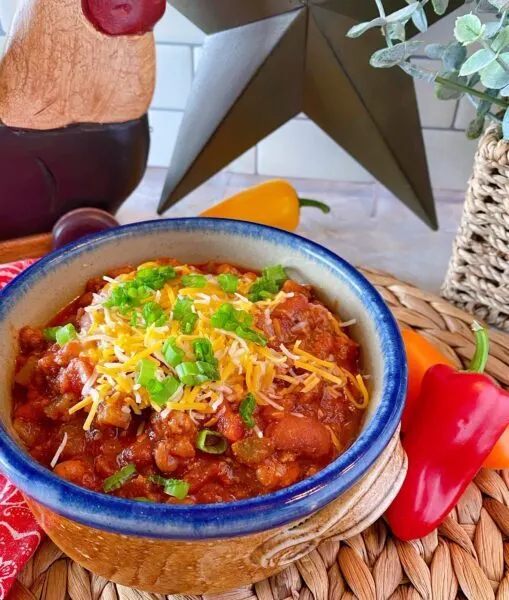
[{"xmin": 50, "ymin": 433, "xmax": 68, "ymax": 469}]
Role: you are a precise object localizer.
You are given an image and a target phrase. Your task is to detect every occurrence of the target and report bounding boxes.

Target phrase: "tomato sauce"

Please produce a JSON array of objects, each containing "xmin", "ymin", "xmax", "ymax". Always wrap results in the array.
[{"xmin": 12, "ymin": 261, "xmax": 366, "ymax": 504}]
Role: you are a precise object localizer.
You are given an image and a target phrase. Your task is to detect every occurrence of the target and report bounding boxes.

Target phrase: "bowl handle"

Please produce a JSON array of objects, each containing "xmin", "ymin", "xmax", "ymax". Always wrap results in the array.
[{"xmin": 250, "ymin": 428, "xmax": 407, "ymax": 569}]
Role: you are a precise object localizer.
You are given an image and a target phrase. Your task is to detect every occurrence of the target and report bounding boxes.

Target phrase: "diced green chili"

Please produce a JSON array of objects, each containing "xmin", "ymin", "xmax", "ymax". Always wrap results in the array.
[{"xmin": 196, "ymin": 429, "xmax": 228, "ymax": 455}]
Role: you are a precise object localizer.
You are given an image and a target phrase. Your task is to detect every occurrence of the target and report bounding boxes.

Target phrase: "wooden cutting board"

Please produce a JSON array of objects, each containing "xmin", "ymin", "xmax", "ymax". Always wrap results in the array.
[{"xmin": 0, "ymin": 233, "xmax": 52, "ymax": 264}]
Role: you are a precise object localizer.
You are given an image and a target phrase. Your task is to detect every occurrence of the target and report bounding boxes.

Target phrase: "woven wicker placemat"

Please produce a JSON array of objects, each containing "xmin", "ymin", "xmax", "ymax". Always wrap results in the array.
[{"xmin": 9, "ymin": 267, "xmax": 509, "ymax": 600}]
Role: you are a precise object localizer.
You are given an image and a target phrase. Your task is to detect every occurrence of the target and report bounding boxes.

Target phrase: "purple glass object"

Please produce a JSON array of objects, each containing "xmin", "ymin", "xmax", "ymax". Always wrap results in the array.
[{"xmin": 52, "ymin": 208, "xmax": 119, "ymax": 249}]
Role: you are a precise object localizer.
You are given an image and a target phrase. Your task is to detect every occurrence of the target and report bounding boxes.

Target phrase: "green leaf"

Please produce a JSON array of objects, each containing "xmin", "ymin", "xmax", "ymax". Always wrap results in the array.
[
  {"xmin": 466, "ymin": 115, "xmax": 486, "ymax": 139},
  {"xmin": 411, "ymin": 5, "xmax": 428, "ymax": 32},
  {"xmin": 386, "ymin": 3, "xmax": 421, "ymax": 24},
  {"xmin": 370, "ymin": 42, "xmax": 422, "ymax": 68},
  {"xmin": 477, "ymin": 98, "xmax": 493, "ymax": 116},
  {"xmin": 346, "ymin": 17, "xmax": 385, "ymax": 38},
  {"xmin": 425, "ymin": 43, "xmax": 447, "ymax": 59},
  {"xmin": 492, "ymin": 26, "xmax": 509, "ymax": 52},
  {"xmin": 443, "ymin": 42, "xmax": 468, "ymax": 71},
  {"xmin": 454, "ymin": 14, "xmax": 486, "ymax": 45},
  {"xmin": 432, "ymin": 0, "xmax": 450, "ymax": 15},
  {"xmin": 469, "ymin": 73, "xmax": 482, "ymax": 87},
  {"xmin": 489, "ymin": 0, "xmax": 509, "ymax": 10},
  {"xmin": 399, "ymin": 61, "xmax": 436, "ymax": 82},
  {"xmin": 500, "ymin": 82, "xmax": 509, "ymax": 95},
  {"xmin": 386, "ymin": 22, "xmax": 406, "ymax": 42},
  {"xmin": 460, "ymin": 49, "xmax": 497, "ymax": 76},
  {"xmin": 484, "ymin": 21, "xmax": 503, "ymax": 40},
  {"xmin": 503, "ymin": 107, "xmax": 509, "ymax": 138},
  {"xmin": 480, "ymin": 54, "xmax": 509, "ymax": 88},
  {"xmin": 435, "ymin": 71, "xmax": 468, "ymax": 100}
]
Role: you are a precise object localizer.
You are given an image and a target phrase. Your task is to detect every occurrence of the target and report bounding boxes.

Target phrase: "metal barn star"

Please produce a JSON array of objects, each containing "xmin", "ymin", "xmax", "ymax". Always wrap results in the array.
[{"xmin": 159, "ymin": 0, "xmax": 462, "ymax": 229}]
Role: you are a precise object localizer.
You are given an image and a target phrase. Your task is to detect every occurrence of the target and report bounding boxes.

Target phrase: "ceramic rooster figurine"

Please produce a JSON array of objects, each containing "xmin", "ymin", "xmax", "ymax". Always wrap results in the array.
[{"xmin": 0, "ymin": 0, "xmax": 166, "ymax": 240}]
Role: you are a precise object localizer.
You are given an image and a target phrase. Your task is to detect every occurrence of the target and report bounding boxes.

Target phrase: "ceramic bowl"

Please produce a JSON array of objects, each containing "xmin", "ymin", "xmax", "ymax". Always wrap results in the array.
[{"xmin": 0, "ymin": 218, "xmax": 407, "ymax": 594}]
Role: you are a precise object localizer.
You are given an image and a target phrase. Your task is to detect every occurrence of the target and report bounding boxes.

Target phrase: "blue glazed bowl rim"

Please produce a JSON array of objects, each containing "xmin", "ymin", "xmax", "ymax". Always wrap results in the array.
[{"xmin": 0, "ymin": 218, "xmax": 406, "ymax": 540}]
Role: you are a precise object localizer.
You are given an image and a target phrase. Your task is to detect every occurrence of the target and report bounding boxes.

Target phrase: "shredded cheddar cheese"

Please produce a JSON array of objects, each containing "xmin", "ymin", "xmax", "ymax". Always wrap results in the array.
[{"xmin": 68, "ymin": 262, "xmax": 369, "ymax": 429}]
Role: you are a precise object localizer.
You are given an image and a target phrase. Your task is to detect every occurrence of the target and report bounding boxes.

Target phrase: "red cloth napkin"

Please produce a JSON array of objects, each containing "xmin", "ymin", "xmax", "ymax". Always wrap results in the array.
[{"xmin": 0, "ymin": 259, "xmax": 43, "ymax": 599}]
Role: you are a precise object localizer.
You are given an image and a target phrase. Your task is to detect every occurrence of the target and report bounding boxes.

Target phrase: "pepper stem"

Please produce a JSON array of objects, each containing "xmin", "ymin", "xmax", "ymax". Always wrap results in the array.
[
  {"xmin": 299, "ymin": 198, "xmax": 331, "ymax": 214},
  {"xmin": 468, "ymin": 321, "xmax": 490, "ymax": 374}
]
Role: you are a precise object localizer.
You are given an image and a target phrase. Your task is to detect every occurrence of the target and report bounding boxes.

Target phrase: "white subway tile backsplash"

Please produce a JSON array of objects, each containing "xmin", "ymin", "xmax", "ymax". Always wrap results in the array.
[
  {"xmin": 412, "ymin": 59, "xmax": 457, "ymax": 128},
  {"xmin": 155, "ymin": 5, "xmax": 206, "ymax": 44},
  {"xmin": 152, "ymin": 45, "xmax": 192, "ymax": 110},
  {"xmin": 257, "ymin": 120, "xmax": 373, "ymax": 183},
  {"xmin": 227, "ymin": 149, "xmax": 257, "ymax": 175},
  {"xmin": 423, "ymin": 129, "xmax": 477, "ymax": 189},
  {"xmin": 148, "ymin": 110, "xmax": 183, "ymax": 168}
]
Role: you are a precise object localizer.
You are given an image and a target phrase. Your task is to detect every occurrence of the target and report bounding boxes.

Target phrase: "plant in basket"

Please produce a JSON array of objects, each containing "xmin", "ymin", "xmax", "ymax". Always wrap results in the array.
[
  {"xmin": 347, "ymin": 0, "xmax": 509, "ymax": 332},
  {"xmin": 347, "ymin": 0, "xmax": 509, "ymax": 139}
]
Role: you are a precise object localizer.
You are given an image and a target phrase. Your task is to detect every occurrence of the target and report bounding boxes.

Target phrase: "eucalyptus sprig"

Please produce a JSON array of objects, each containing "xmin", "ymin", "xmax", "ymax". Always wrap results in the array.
[{"xmin": 347, "ymin": 0, "xmax": 509, "ymax": 139}]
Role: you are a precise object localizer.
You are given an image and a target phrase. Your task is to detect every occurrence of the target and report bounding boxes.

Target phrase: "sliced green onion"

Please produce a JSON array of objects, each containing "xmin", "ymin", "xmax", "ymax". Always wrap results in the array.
[
  {"xmin": 163, "ymin": 479, "xmax": 190, "ymax": 500},
  {"xmin": 104, "ymin": 280, "xmax": 151, "ymax": 314},
  {"xmin": 192, "ymin": 338, "xmax": 217, "ymax": 366},
  {"xmin": 263, "ymin": 265, "xmax": 288, "ymax": 286},
  {"xmin": 163, "ymin": 337, "xmax": 185, "ymax": 367},
  {"xmin": 136, "ymin": 359, "xmax": 157, "ymax": 386},
  {"xmin": 196, "ymin": 429, "xmax": 228, "ymax": 455},
  {"xmin": 181, "ymin": 274, "xmax": 207, "ymax": 288},
  {"xmin": 248, "ymin": 265, "xmax": 288, "ymax": 302},
  {"xmin": 149, "ymin": 475, "xmax": 189, "ymax": 500},
  {"xmin": 239, "ymin": 393, "xmax": 257, "ymax": 428},
  {"xmin": 173, "ymin": 297, "xmax": 198, "ymax": 334},
  {"xmin": 43, "ymin": 326, "xmax": 60, "ymax": 342},
  {"xmin": 134, "ymin": 497, "xmax": 152, "ymax": 502},
  {"xmin": 147, "ymin": 376, "xmax": 181, "ymax": 406},
  {"xmin": 211, "ymin": 304, "xmax": 266, "ymax": 346},
  {"xmin": 148, "ymin": 474, "xmax": 167, "ymax": 487},
  {"xmin": 130, "ymin": 311, "xmax": 140, "ymax": 328},
  {"xmin": 236, "ymin": 327, "xmax": 267, "ymax": 347},
  {"xmin": 173, "ymin": 297, "xmax": 193, "ymax": 320},
  {"xmin": 136, "ymin": 266, "xmax": 176, "ymax": 290},
  {"xmin": 196, "ymin": 361, "xmax": 220, "ymax": 380},
  {"xmin": 217, "ymin": 273, "xmax": 239, "ymax": 294},
  {"xmin": 55, "ymin": 324, "xmax": 78, "ymax": 346},
  {"xmin": 175, "ymin": 362, "xmax": 213, "ymax": 386},
  {"xmin": 142, "ymin": 301, "xmax": 167, "ymax": 327},
  {"xmin": 103, "ymin": 464, "xmax": 137, "ymax": 492},
  {"xmin": 180, "ymin": 312, "xmax": 198, "ymax": 334}
]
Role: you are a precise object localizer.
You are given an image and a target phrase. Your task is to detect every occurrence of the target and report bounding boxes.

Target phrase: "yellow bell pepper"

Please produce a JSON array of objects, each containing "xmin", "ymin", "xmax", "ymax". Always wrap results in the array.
[{"xmin": 199, "ymin": 179, "xmax": 330, "ymax": 232}]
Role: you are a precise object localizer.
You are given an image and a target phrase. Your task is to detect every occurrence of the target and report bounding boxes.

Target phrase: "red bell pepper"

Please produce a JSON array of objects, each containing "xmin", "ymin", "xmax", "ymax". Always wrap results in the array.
[{"xmin": 387, "ymin": 322, "xmax": 509, "ymax": 541}]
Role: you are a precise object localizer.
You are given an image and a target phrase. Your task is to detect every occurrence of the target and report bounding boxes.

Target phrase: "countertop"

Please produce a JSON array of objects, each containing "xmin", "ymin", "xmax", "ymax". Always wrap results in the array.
[{"xmin": 117, "ymin": 168, "xmax": 466, "ymax": 294}]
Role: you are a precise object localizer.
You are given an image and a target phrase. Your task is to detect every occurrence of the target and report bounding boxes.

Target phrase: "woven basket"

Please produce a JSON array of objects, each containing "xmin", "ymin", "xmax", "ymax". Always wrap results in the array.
[
  {"xmin": 442, "ymin": 126, "xmax": 509, "ymax": 332},
  {"xmin": 10, "ymin": 267, "xmax": 509, "ymax": 600}
]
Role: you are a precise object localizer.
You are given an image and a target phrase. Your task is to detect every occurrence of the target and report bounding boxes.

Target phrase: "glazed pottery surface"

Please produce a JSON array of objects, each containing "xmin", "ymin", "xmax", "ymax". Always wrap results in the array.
[{"xmin": 0, "ymin": 219, "xmax": 407, "ymax": 593}]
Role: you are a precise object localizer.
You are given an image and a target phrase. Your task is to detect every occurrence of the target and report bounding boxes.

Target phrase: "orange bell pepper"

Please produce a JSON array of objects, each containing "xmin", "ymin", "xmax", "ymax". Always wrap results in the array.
[
  {"xmin": 401, "ymin": 328, "xmax": 508, "ymax": 469},
  {"xmin": 199, "ymin": 179, "xmax": 330, "ymax": 231},
  {"xmin": 401, "ymin": 329, "xmax": 455, "ymax": 434},
  {"xmin": 484, "ymin": 428, "xmax": 509, "ymax": 469}
]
